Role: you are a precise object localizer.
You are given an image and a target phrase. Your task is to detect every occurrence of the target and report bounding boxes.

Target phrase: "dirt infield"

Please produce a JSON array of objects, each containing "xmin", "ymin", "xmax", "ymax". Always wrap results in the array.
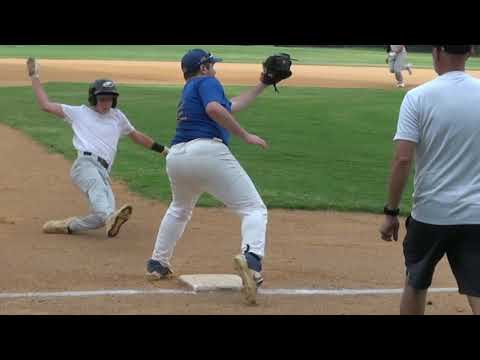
[
  {"xmin": 3, "ymin": 58, "xmax": 480, "ymax": 88},
  {"xmin": 0, "ymin": 59, "xmax": 472, "ymax": 314}
]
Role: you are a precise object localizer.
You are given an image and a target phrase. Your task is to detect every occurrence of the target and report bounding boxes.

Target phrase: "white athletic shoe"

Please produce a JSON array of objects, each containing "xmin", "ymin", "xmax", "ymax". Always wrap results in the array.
[
  {"xmin": 397, "ymin": 83, "xmax": 406, "ymax": 88},
  {"xmin": 106, "ymin": 204, "xmax": 133, "ymax": 238}
]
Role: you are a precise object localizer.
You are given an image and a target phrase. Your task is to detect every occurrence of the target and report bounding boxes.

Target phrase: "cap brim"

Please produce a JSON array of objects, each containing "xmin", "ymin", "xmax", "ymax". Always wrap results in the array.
[
  {"xmin": 95, "ymin": 91, "xmax": 119, "ymax": 96},
  {"xmin": 210, "ymin": 56, "xmax": 223, "ymax": 64}
]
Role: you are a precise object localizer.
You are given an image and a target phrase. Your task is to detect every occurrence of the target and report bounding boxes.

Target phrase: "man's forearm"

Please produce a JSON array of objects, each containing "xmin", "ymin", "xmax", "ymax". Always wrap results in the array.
[
  {"xmin": 387, "ymin": 159, "xmax": 412, "ymax": 209},
  {"xmin": 31, "ymin": 77, "xmax": 51, "ymax": 109},
  {"xmin": 231, "ymin": 83, "xmax": 268, "ymax": 113}
]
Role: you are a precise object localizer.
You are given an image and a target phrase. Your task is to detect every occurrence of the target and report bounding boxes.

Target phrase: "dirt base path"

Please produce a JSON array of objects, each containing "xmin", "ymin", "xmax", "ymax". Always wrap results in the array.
[
  {"xmin": 0, "ymin": 59, "xmax": 471, "ymax": 314},
  {"xmin": 3, "ymin": 58, "xmax": 480, "ymax": 89}
]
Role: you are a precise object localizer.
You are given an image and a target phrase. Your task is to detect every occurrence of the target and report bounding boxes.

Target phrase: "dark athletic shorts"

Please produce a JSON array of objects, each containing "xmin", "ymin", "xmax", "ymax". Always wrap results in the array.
[{"xmin": 403, "ymin": 216, "xmax": 480, "ymax": 297}]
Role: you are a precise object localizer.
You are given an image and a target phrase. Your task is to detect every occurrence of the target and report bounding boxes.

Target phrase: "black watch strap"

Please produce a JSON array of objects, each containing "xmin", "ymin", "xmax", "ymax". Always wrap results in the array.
[{"xmin": 384, "ymin": 205, "xmax": 400, "ymax": 217}]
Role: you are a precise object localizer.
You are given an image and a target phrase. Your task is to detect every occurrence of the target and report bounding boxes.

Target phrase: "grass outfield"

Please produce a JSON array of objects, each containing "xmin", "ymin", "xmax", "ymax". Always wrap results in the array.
[
  {"xmin": 1, "ymin": 45, "xmax": 480, "ymax": 69},
  {"xmin": 0, "ymin": 83, "xmax": 413, "ymax": 213}
]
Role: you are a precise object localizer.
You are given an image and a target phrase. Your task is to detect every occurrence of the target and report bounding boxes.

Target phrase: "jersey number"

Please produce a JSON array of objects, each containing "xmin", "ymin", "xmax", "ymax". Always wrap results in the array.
[{"xmin": 176, "ymin": 101, "xmax": 187, "ymax": 123}]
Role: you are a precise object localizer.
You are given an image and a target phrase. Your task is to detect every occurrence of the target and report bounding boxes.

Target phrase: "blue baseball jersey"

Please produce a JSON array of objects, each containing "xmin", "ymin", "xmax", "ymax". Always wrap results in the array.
[{"xmin": 171, "ymin": 76, "xmax": 232, "ymax": 146}]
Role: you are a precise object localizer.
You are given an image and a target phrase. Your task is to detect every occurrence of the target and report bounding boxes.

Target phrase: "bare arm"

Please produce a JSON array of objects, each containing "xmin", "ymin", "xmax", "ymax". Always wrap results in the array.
[
  {"xmin": 231, "ymin": 82, "xmax": 268, "ymax": 113},
  {"xmin": 128, "ymin": 130, "xmax": 169, "ymax": 155},
  {"xmin": 379, "ymin": 140, "xmax": 416, "ymax": 242},
  {"xmin": 128, "ymin": 130, "xmax": 155, "ymax": 149},
  {"xmin": 206, "ymin": 102, "xmax": 268, "ymax": 149},
  {"xmin": 387, "ymin": 140, "xmax": 416, "ymax": 209},
  {"xmin": 27, "ymin": 58, "xmax": 65, "ymax": 118}
]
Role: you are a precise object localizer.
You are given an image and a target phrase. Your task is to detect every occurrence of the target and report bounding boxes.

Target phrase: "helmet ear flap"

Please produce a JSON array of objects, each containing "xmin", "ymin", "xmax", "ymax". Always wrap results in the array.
[
  {"xmin": 88, "ymin": 95, "xmax": 97, "ymax": 106},
  {"xmin": 88, "ymin": 85, "xmax": 97, "ymax": 106},
  {"xmin": 112, "ymin": 96, "xmax": 118, "ymax": 108}
]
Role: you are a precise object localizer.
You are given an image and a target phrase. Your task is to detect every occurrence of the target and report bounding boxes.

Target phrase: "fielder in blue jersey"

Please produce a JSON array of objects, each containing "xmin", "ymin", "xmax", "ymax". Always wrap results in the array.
[{"xmin": 146, "ymin": 49, "xmax": 283, "ymax": 305}]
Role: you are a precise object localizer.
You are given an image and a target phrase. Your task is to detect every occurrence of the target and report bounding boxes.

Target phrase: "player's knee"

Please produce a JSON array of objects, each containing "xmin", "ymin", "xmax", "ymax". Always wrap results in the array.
[
  {"xmin": 167, "ymin": 205, "xmax": 194, "ymax": 222},
  {"xmin": 244, "ymin": 202, "xmax": 268, "ymax": 220},
  {"xmin": 92, "ymin": 211, "xmax": 109, "ymax": 227},
  {"xmin": 258, "ymin": 203, "xmax": 268, "ymax": 218}
]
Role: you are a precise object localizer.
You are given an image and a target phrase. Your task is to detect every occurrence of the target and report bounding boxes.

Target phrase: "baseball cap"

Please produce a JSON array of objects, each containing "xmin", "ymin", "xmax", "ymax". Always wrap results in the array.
[
  {"xmin": 181, "ymin": 49, "xmax": 223, "ymax": 74},
  {"xmin": 433, "ymin": 45, "xmax": 473, "ymax": 54}
]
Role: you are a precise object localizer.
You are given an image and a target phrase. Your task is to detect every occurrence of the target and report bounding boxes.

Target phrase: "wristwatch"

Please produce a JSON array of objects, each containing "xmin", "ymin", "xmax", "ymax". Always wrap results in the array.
[{"xmin": 384, "ymin": 205, "xmax": 400, "ymax": 217}]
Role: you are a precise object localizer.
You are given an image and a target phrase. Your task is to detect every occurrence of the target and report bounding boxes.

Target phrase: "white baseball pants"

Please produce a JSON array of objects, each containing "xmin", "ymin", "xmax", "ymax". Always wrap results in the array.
[
  {"xmin": 389, "ymin": 52, "xmax": 409, "ymax": 73},
  {"xmin": 152, "ymin": 139, "xmax": 268, "ymax": 268},
  {"xmin": 69, "ymin": 155, "xmax": 116, "ymax": 232}
]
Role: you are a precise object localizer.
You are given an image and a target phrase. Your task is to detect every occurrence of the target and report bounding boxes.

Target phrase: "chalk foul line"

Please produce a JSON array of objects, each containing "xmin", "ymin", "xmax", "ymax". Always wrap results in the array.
[{"xmin": 0, "ymin": 287, "xmax": 459, "ymax": 300}]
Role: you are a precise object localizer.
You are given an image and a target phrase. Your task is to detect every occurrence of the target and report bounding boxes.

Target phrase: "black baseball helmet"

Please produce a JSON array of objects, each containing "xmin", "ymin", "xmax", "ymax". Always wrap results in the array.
[{"xmin": 88, "ymin": 79, "xmax": 120, "ymax": 108}]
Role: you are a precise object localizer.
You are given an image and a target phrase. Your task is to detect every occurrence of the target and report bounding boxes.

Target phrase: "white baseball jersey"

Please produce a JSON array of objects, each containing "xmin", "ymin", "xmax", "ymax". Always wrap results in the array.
[
  {"xmin": 61, "ymin": 105, "xmax": 135, "ymax": 167},
  {"xmin": 394, "ymin": 71, "xmax": 480, "ymax": 225}
]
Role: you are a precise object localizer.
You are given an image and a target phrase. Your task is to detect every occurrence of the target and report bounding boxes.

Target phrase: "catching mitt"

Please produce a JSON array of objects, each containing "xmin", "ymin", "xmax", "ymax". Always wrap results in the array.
[{"xmin": 261, "ymin": 53, "xmax": 294, "ymax": 92}]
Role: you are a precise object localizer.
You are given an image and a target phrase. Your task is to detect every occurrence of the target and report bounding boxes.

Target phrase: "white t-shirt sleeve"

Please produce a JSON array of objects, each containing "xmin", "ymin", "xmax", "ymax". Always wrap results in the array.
[
  {"xmin": 60, "ymin": 104, "xmax": 83, "ymax": 125},
  {"xmin": 394, "ymin": 92, "xmax": 420, "ymax": 143},
  {"xmin": 116, "ymin": 110, "xmax": 136, "ymax": 136}
]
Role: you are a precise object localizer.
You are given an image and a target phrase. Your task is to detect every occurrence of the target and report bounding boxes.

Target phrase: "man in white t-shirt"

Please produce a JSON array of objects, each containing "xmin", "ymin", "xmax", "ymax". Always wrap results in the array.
[
  {"xmin": 387, "ymin": 45, "xmax": 413, "ymax": 88},
  {"xmin": 27, "ymin": 58, "xmax": 169, "ymax": 238},
  {"xmin": 379, "ymin": 45, "xmax": 480, "ymax": 315}
]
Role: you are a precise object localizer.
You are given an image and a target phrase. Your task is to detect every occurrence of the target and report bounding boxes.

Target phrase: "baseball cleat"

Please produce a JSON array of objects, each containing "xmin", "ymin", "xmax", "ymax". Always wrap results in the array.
[
  {"xmin": 234, "ymin": 254, "xmax": 262, "ymax": 306},
  {"xmin": 397, "ymin": 83, "xmax": 406, "ymax": 88},
  {"xmin": 42, "ymin": 217, "xmax": 76, "ymax": 234},
  {"xmin": 106, "ymin": 204, "xmax": 133, "ymax": 238},
  {"xmin": 145, "ymin": 259, "xmax": 173, "ymax": 281}
]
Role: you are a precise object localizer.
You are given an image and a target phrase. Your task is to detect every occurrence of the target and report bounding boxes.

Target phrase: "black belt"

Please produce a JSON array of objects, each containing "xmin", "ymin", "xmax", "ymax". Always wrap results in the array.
[{"xmin": 83, "ymin": 152, "xmax": 109, "ymax": 170}]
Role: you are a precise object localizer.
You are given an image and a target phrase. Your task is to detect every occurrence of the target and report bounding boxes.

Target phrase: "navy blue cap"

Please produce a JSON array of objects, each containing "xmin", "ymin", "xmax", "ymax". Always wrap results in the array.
[{"xmin": 181, "ymin": 49, "xmax": 223, "ymax": 74}]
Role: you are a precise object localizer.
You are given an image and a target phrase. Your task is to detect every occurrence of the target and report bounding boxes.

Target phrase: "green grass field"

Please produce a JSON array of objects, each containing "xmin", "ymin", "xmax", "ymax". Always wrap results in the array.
[
  {"xmin": 1, "ymin": 45, "xmax": 480, "ymax": 69},
  {"xmin": 0, "ymin": 83, "xmax": 413, "ymax": 214}
]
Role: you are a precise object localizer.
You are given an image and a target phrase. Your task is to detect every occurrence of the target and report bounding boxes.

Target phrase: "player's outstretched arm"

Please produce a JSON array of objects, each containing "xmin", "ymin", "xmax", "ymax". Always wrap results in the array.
[
  {"xmin": 128, "ymin": 130, "xmax": 169, "ymax": 156},
  {"xmin": 231, "ymin": 82, "xmax": 268, "ymax": 113},
  {"xmin": 206, "ymin": 102, "xmax": 268, "ymax": 149},
  {"xmin": 27, "ymin": 58, "xmax": 65, "ymax": 118}
]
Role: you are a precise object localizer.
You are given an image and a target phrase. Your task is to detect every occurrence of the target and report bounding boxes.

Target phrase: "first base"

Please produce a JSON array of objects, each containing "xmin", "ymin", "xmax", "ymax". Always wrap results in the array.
[{"xmin": 179, "ymin": 274, "xmax": 243, "ymax": 292}]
